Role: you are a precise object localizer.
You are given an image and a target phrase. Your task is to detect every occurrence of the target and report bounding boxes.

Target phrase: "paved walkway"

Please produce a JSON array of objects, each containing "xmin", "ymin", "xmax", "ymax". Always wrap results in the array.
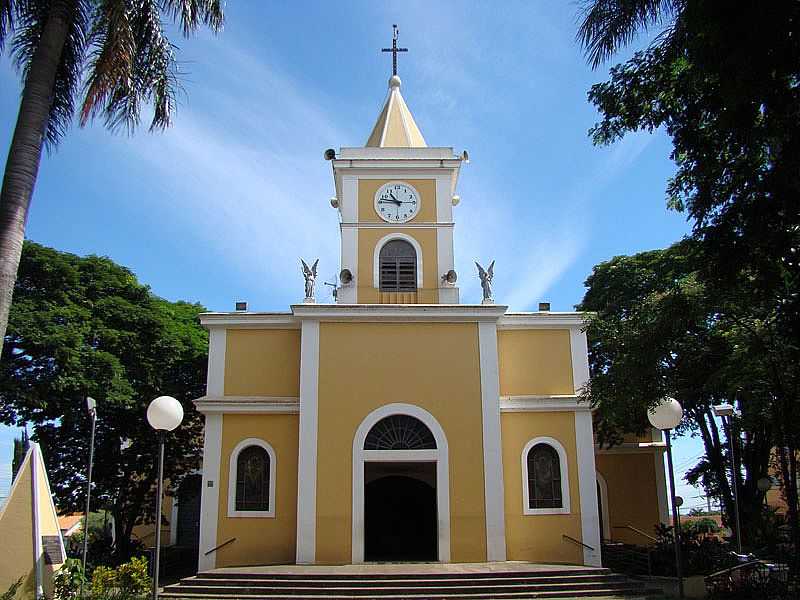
[{"xmin": 206, "ymin": 561, "xmax": 602, "ymax": 576}]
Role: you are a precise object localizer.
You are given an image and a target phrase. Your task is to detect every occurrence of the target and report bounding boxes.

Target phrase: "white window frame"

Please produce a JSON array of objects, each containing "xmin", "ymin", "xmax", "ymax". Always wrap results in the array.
[
  {"xmin": 521, "ymin": 436, "xmax": 571, "ymax": 515},
  {"xmin": 373, "ymin": 233, "xmax": 424, "ymax": 289},
  {"xmin": 227, "ymin": 438, "xmax": 276, "ymax": 518}
]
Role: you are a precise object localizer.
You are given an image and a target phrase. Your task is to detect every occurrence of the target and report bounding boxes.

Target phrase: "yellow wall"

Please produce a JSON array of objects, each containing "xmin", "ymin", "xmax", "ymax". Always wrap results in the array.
[
  {"xmin": 501, "ymin": 412, "xmax": 583, "ymax": 564},
  {"xmin": 216, "ymin": 414, "xmax": 299, "ymax": 566},
  {"xmin": 356, "ymin": 228, "xmax": 438, "ymax": 304},
  {"xmin": 498, "ymin": 330, "xmax": 574, "ymax": 396},
  {"xmin": 0, "ymin": 459, "xmax": 35, "ymax": 598},
  {"xmin": 315, "ymin": 322, "xmax": 487, "ymax": 563},
  {"xmin": 224, "ymin": 329, "xmax": 300, "ymax": 397},
  {"xmin": 596, "ymin": 453, "xmax": 661, "ymax": 545},
  {"xmin": 358, "ymin": 179, "xmax": 436, "ymax": 223}
]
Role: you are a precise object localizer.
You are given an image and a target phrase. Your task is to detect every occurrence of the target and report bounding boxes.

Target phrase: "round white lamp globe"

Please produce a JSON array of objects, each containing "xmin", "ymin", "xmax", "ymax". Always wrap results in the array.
[
  {"xmin": 147, "ymin": 395, "xmax": 184, "ymax": 431},
  {"xmin": 648, "ymin": 397, "xmax": 684, "ymax": 431}
]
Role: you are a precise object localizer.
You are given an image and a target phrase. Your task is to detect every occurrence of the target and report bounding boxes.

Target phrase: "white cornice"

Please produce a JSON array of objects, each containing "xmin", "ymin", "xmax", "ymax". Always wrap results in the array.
[
  {"xmin": 337, "ymin": 147, "xmax": 457, "ymax": 160},
  {"xmin": 499, "ymin": 312, "xmax": 589, "ymax": 329},
  {"xmin": 290, "ymin": 303, "xmax": 508, "ymax": 322},
  {"xmin": 500, "ymin": 395, "xmax": 591, "ymax": 413},
  {"xmin": 194, "ymin": 396, "xmax": 300, "ymax": 414},
  {"xmin": 199, "ymin": 312, "xmax": 299, "ymax": 329}
]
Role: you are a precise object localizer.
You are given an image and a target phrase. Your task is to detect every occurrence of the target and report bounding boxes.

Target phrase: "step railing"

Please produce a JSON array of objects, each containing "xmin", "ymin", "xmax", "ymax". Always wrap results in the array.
[
  {"xmin": 204, "ymin": 537, "xmax": 236, "ymax": 556},
  {"xmin": 613, "ymin": 524, "xmax": 657, "ymax": 543},
  {"xmin": 562, "ymin": 533, "xmax": 595, "ymax": 552}
]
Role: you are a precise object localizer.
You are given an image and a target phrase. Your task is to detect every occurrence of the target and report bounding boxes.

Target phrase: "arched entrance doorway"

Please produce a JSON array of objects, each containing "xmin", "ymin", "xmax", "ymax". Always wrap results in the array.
[
  {"xmin": 352, "ymin": 404, "xmax": 450, "ymax": 563},
  {"xmin": 364, "ymin": 465, "xmax": 437, "ymax": 561}
]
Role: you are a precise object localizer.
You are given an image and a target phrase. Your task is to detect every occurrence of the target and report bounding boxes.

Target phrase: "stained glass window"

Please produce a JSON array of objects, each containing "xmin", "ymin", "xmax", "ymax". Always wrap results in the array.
[
  {"xmin": 527, "ymin": 443, "xmax": 562, "ymax": 509},
  {"xmin": 235, "ymin": 445, "xmax": 270, "ymax": 511}
]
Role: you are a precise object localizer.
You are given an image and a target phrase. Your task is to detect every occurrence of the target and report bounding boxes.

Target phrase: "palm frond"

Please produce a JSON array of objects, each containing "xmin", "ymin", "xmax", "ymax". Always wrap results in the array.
[
  {"xmin": 160, "ymin": 0, "xmax": 224, "ymax": 36},
  {"xmin": 0, "ymin": 0, "xmax": 13, "ymax": 51},
  {"xmin": 82, "ymin": 0, "xmax": 223, "ymax": 134},
  {"xmin": 577, "ymin": 0, "xmax": 681, "ymax": 68},
  {"xmin": 82, "ymin": 0, "xmax": 179, "ymax": 133}
]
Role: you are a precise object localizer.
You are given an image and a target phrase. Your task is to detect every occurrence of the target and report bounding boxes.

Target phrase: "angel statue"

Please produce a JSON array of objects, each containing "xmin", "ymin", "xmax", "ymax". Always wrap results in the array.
[
  {"xmin": 475, "ymin": 260, "xmax": 495, "ymax": 304},
  {"xmin": 301, "ymin": 258, "xmax": 319, "ymax": 302}
]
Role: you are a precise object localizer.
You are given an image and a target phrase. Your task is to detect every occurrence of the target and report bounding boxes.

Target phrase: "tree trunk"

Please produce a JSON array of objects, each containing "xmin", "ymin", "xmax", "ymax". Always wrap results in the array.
[{"xmin": 0, "ymin": 0, "xmax": 72, "ymax": 354}]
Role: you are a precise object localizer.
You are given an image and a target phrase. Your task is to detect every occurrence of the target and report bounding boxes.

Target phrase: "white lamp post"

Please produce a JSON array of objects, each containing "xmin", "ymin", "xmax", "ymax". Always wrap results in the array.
[
  {"xmin": 713, "ymin": 402, "xmax": 743, "ymax": 554},
  {"xmin": 649, "ymin": 397, "xmax": 685, "ymax": 599},
  {"xmin": 146, "ymin": 396, "xmax": 183, "ymax": 600},
  {"xmin": 80, "ymin": 397, "xmax": 97, "ymax": 598}
]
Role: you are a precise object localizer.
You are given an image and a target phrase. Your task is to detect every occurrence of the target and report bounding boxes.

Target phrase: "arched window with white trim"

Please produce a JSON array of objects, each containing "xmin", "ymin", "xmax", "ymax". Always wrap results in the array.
[
  {"xmin": 379, "ymin": 240, "xmax": 417, "ymax": 292},
  {"xmin": 521, "ymin": 437, "xmax": 571, "ymax": 515},
  {"xmin": 228, "ymin": 438, "xmax": 276, "ymax": 518}
]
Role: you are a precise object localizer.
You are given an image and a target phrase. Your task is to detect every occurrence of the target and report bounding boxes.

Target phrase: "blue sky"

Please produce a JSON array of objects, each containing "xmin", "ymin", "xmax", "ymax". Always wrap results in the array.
[{"xmin": 0, "ymin": 2, "xmax": 711, "ymax": 513}]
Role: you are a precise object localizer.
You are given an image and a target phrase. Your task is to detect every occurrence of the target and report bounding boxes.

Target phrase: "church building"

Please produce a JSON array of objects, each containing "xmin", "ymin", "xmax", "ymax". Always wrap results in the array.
[{"xmin": 193, "ymin": 48, "xmax": 668, "ymax": 571}]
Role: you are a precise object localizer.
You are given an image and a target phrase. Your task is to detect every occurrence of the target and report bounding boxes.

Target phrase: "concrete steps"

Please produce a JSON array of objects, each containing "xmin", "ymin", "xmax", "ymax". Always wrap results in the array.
[{"xmin": 161, "ymin": 567, "xmax": 661, "ymax": 599}]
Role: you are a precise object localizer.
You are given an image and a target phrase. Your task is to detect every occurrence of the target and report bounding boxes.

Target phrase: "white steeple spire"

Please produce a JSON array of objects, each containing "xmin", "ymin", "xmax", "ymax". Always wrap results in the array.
[{"xmin": 366, "ymin": 75, "xmax": 427, "ymax": 148}]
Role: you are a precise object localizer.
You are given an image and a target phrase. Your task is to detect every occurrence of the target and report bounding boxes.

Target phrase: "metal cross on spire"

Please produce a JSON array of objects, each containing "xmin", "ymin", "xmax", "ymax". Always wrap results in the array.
[{"xmin": 381, "ymin": 24, "xmax": 407, "ymax": 77}]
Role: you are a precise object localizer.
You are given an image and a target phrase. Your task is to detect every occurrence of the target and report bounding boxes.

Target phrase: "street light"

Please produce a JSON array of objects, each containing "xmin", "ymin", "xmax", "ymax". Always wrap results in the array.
[
  {"xmin": 649, "ymin": 397, "xmax": 685, "ymax": 599},
  {"xmin": 80, "ymin": 397, "xmax": 98, "ymax": 597},
  {"xmin": 146, "ymin": 396, "xmax": 183, "ymax": 600},
  {"xmin": 713, "ymin": 402, "xmax": 743, "ymax": 554}
]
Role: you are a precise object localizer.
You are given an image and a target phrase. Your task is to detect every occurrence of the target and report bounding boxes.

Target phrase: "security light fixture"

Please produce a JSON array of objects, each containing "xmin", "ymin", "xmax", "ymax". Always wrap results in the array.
[
  {"xmin": 712, "ymin": 403, "xmax": 737, "ymax": 418},
  {"xmin": 235, "ymin": 301, "xmax": 247, "ymax": 312},
  {"xmin": 539, "ymin": 302, "xmax": 551, "ymax": 312}
]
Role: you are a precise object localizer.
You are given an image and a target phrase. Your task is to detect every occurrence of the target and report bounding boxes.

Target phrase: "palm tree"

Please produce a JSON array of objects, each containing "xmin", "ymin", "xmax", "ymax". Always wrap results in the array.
[{"xmin": 0, "ymin": 1, "xmax": 223, "ymax": 353}]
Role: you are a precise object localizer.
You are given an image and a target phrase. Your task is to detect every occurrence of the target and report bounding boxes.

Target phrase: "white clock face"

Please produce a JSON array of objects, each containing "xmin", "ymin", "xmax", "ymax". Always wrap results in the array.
[{"xmin": 374, "ymin": 182, "xmax": 421, "ymax": 223}]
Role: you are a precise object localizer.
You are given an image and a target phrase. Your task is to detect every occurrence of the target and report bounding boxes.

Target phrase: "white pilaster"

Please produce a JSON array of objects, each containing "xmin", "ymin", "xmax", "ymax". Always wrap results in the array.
[
  {"xmin": 655, "ymin": 444, "xmax": 669, "ymax": 525},
  {"xmin": 206, "ymin": 328, "xmax": 227, "ymax": 397},
  {"xmin": 575, "ymin": 410, "xmax": 602, "ymax": 566},
  {"xmin": 338, "ymin": 227, "xmax": 358, "ymax": 303},
  {"xmin": 569, "ymin": 326, "xmax": 590, "ymax": 394},
  {"xmin": 340, "ymin": 175, "xmax": 358, "ymax": 223},
  {"xmin": 477, "ymin": 321, "xmax": 507, "ymax": 561},
  {"xmin": 296, "ymin": 320, "xmax": 320, "ymax": 563},
  {"xmin": 198, "ymin": 413, "xmax": 222, "ymax": 571}
]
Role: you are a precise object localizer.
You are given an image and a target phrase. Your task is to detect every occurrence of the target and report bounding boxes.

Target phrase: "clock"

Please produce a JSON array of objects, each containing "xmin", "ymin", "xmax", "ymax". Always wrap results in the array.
[{"xmin": 374, "ymin": 182, "xmax": 421, "ymax": 223}]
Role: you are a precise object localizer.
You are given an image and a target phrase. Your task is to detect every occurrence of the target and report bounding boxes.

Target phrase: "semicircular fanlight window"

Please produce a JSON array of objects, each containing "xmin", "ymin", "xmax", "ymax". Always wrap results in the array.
[{"xmin": 364, "ymin": 414, "xmax": 437, "ymax": 450}]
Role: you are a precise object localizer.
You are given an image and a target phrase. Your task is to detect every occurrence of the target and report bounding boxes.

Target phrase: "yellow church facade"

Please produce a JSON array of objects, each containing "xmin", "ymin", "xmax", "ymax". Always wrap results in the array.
[{"xmin": 193, "ymin": 74, "xmax": 668, "ymax": 571}]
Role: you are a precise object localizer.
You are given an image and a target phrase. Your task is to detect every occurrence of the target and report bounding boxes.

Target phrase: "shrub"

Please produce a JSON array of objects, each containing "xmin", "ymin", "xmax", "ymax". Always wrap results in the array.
[
  {"xmin": 53, "ymin": 558, "xmax": 87, "ymax": 600},
  {"xmin": 90, "ymin": 556, "xmax": 149, "ymax": 598}
]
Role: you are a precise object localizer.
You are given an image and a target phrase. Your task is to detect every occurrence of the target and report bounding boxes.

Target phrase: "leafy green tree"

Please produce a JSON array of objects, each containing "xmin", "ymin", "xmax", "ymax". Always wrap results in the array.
[
  {"xmin": 0, "ymin": 1, "xmax": 224, "ymax": 356},
  {"xmin": 0, "ymin": 241, "xmax": 208, "ymax": 558},
  {"xmin": 577, "ymin": 0, "xmax": 800, "ymax": 553},
  {"xmin": 10, "ymin": 427, "xmax": 27, "ymax": 479},
  {"xmin": 579, "ymin": 241, "xmax": 774, "ymax": 547}
]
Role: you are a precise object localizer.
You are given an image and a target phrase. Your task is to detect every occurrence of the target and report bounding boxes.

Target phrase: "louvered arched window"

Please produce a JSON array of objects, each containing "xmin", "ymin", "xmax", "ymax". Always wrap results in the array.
[
  {"xmin": 364, "ymin": 414, "xmax": 437, "ymax": 450},
  {"xmin": 379, "ymin": 240, "xmax": 417, "ymax": 292}
]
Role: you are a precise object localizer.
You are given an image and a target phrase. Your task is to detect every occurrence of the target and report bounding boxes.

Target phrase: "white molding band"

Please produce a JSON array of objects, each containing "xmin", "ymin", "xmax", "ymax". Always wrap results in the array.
[
  {"xmin": 227, "ymin": 438, "xmax": 277, "ymax": 518},
  {"xmin": 477, "ymin": 322, "xmax": 507, "ymax": 561},
  {"xmin": 198, "ymin": 413, "xmax": 222, "ymax": 572},
  {"xmin": 655, "ymin": 443, "xmax": 669, "ymax": 525},
  {"xmin": 596, "ymin": 471, "xmax": 611, "ymax": 540},
  {"xmin": 521, "ymin": 436, "xmax": 571, "ymax": 516},
  {"xmin": 195, "ymin": 396, "xmax": 299, "ymax": 414},
  {"xmin": 500, "ymin": 395, "xmax": 591, "ymax": 413},
  {"xmin": 206, "ymin": 328, "xmax": 227, "ymax": 396},
  {"xmin": 575, "ymin": 411, "xmax": 602, "ymax": 566},
  {"xmin": 296, "ymin": 320, "xmax": 320, "ymax": 563},
  {"xmin": 291, "ymin": 304, "xmax": 508, "ymax": 322},
  {"xmin": 351, "ymin": 403, "xmax": 450, "ymax": 563},
  {"xmin": 372, "ymin": 232, "xmax": 424, "ymax": 289}
]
